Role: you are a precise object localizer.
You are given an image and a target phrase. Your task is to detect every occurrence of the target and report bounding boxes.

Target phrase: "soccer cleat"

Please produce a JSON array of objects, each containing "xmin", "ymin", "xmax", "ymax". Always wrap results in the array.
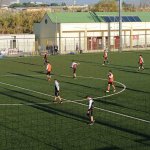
[
  {"xmin": 89, "ymin": 123, "xmax": 94, "ymax": 125},
  {"xmin": 59, "ymin": 101, "xmax": 63, "ymax": 104},
  {"xmin": 89, "ymin": 120, "xmax": 95, "ymax": 125},
  {"xmin": 106, "ymin": 90, "xmax": 109, "ymax": 93}
]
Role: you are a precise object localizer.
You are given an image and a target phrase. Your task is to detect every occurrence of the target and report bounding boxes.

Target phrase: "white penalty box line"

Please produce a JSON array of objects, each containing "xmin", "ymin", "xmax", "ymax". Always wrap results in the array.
[{"xmin": 0, "ymin": 76, "xmax": 149, "ymax": 124}]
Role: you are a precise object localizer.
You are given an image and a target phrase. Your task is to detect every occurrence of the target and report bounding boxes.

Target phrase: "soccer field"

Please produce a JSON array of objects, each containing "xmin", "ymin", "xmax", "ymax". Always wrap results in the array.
[{"xmin": 0, "ymin": 51, "xmax": 150, "ymax": 150}]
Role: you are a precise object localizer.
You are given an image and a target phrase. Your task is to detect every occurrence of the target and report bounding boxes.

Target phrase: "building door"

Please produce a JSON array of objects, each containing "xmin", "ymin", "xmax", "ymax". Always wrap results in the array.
[
  {"xmin": 114, "ymin": 36, "xmax": 120, "ymax": 49},
  {"xmin": 87, "ymin": 37, "xmax": 102, "ymax": 50},
  {"xmin": 10, "ymin": 36, "xmax": 16, "ymax": 49}
]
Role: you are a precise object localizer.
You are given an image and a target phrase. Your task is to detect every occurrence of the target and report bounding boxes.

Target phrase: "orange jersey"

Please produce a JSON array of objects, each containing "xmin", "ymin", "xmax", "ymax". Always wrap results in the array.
[
  {"xmin": 46, "ymin": 64, "xmax": 52, "ymax": 72},
  {"xmin": 108, "ymin": 73, "xmax": 114, "ymax": 82},
  {"xmin": 139, "ymin": 56, "xmax": 144, "ymax": 64}
]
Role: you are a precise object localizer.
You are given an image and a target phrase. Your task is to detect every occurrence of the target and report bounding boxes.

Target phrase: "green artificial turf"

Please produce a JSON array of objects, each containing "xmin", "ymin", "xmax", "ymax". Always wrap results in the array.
[{"xmin": 0, "ymin": 51, "xmax": 149, "ymax": 150}]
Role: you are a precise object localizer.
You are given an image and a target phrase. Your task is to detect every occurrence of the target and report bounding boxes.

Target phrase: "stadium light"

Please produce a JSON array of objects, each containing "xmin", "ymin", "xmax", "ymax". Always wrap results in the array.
[{"xmin": 119, "ymin": 0, "xmax": 122, "ymax": 52}]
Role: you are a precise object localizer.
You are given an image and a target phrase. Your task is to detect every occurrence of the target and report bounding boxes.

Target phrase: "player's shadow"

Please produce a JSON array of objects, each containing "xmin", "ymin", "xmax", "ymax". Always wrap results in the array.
[
  {"xmin": 1, "ymin": 88, "xmax": 88, "ymax": 124},
  {"xmin": 32, "ymin": 104, "xmax": 89, "ymax": 124},
  {"xmin": 126, "ymin": 87, "xmax": 150, "ymax": 94},
  {"xmin": 1, "ymin": 88, "xmax": 150, "ymax": 147},
  {"xmin": 59, "ymin": 80, "xmax": 100, "ymax": 90},
  {"xmin": 32, "ymin": 70, "xmax": 55, "ymax": 76},
  {"xmin": 94, "ymin": 147, "xmax": 122, "ymax": 150},
  {"xmin": 74, "ymin": 59, "xmax": 99, "ymax": 65},
  {"xmin": 94, "ymin": 99, "xmax": 149, "ymax": 114},
  {"xmin": 110, "ymin": 64, "xmax": 138, "ymax": 69},
  {"xmin": 135, "ymin": 138, "xmax": 150, "ymax": 147},
  {"xmin": 0, "ymin": 123, "xmax": 62, "ymax": 150},
  {"xmin": 110, "ymin": 63, "xmax": 150, "ymax": 70},
  {"xmin": 104, "ymin": 65, "xmax": 150, "ymax": 75},
  {"xmin": 7, "ymin": 72, "xmax": 45, "ymax": 81},
  {"xmin": 9, "ymin": 60, "xmax": 42, "ymax": 67},
  {"xmin": 32, "ymin": 104, "xmax": 150, "ymax": 147},
  {"xmin": 32, "ymin": 70, "xmax": 45, "ymax": 74},
  {"xmin": 1, "ymin": 88, "xmax": 50, "ymax": 103}
]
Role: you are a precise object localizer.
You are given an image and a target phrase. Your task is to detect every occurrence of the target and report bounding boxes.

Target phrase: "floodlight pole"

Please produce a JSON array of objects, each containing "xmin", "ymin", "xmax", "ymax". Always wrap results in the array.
[{"xmin": 119, "ymin": 0, "xmax": 122, "ymax": 52}]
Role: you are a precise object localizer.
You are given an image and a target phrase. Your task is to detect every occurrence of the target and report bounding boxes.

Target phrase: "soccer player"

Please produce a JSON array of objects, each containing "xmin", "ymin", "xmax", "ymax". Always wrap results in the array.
[
  {"xmin": 138, "ymin": 54, "xmax": 144, "ymax": 71},
  {"xmin": 46, "ymin": 62, "xmax": 52, "ymax": 81},
  {"xmin": 54, "ymin": 79, "xmax": 62, "ymax": 103},
  {"xmin": 71, "ymin": 60, "xmax": 80, "ymax": 79},
  {"xmin": 43, "ymin": 52, "xmax": 48, "ymax": 66},
  {"xmin": 102, "ymin": 49, "xmax": 109, "ymax": 65},
  {"xmin": 86, "ymin": 96, "xmax": 95, "ymax": 125},
  {"xmin": 106, "ymin": 70, "xmax": 116, "ymax": 93}
]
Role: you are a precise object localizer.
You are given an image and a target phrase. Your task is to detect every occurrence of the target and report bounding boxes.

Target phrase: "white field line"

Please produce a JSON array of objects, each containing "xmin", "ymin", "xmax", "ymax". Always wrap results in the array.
[
  {"xmin": 61, "ymin": 75, "xmax": 126, "ymax": 102},
  {"xmin": 66, "ymin": 100, "xmax": 150, "ymax": 124},
  {"xmin": 0, "ymin": 74, "xmax": 126, "ymax": 103},
  {"xmin": 0, "ymin": 75, "xmax": 149, "ymax": 124}
]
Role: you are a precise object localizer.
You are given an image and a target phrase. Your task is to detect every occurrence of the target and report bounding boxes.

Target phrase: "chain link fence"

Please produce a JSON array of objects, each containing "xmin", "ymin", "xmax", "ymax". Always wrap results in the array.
[{"xmin": 0, "ymin": 34, "xmax": 150, "ymax": 57}]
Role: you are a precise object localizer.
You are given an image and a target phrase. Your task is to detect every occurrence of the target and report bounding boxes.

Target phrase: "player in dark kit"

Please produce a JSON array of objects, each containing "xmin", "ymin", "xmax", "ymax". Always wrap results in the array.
[
  {"xmin": 86, "ymin": 96, "xmax": 95, "ymax": 125},
  {"xmin": 53, "ymin": 79, "xmax": 62, "ymax": 103}
]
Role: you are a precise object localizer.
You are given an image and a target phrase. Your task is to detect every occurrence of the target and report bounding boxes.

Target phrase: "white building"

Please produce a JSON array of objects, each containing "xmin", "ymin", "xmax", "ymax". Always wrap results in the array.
[
  {"xmin": 0, "ymin": 0, "xmax": 20, "ymax": 6},
  {"xmin": 34, "ymin": 12, "xmax": 150, "ymax": 54},
  {"xmin": 0, "ymin": 34, "xmax": 35, "ymax": 55}
]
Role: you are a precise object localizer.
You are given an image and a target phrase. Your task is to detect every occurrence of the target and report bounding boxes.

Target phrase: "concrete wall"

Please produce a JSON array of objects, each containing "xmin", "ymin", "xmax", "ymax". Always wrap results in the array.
[
  {"xmin": 34, "ymin": 18, "xmax": 150, "ymax": 53},
  {"xmin": 0, "ymin": 34, "xmax": 35, "ymax": 53}
]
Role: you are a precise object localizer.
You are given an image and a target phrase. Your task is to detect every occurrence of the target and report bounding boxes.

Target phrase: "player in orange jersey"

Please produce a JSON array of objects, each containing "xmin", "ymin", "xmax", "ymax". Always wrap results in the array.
[
  {"xmin": 138, "ymin": 54, "xmax": 144, "ymax": 71},
  {"xmin": 106, "ymin": 70, "xmax": 116, "ymax": 93},
  {"xmin": 102, "ymin": 49, "xmax": 109, "ymax": 65},
  {"xmin": 46, "ymin": 62, "xmax": 52, "ymax": 81},
  {"xmin": 71, "ymin": 60, "xmax": 80, "ymax": 79}
]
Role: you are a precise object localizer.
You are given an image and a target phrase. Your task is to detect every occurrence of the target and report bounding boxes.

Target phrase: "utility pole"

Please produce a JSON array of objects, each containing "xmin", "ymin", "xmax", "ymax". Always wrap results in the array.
[{"xmin": 119, "ymin": 0, "xmax": 122, "ymax": 52}]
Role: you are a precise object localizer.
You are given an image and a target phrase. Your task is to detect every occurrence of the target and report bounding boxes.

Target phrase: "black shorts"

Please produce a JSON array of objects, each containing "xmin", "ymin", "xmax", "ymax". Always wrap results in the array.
[
  {"xmin": 108, "ymin": 81, "xmax": 113, "ymax": 85},
  {"xmin": 87, "ymin": 109, "xmax": 93, "ymax": 116},
  {"xmin": 44, "ymin": 59, "xmax": 48, "ymax": 63},
  {"xmin": 47, "ymin": 71, "xmax": 51, "ymax": 76},
  {"xmin": 55, "ymin": 90, "xmax": 59, "ymax": 97},
  {"xmin": 139, "ymin": 63, "xmax": 143, "ymax": 67},
  {"xmin": 104, "ymin": 57, "xmax": 108, "ymax": 60}
]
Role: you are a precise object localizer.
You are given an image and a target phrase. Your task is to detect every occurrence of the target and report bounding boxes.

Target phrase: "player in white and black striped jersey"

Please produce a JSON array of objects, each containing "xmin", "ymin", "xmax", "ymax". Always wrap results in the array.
[
  {"xmin": 86, "ymin": 96, "xmax": 95, "ymax": 125},
  {"xmin": 53, "ymin": 79, "xmax": 62, "ymax": 103}
]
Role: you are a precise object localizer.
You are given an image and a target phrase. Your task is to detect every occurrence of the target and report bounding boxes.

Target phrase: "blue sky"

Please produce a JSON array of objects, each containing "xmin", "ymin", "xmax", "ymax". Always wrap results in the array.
[{"xmin": 21, "ymin": 0, "xmax": 149, "ymax": 5}]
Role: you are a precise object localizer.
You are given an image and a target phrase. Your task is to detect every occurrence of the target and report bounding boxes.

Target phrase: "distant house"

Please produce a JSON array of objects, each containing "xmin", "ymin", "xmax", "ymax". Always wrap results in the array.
[
  {"xmin": 0, "ymin": 0, "xmax": 20, "ymax": 6},
  {"xmin": 0, "ymin": 34, "xmax": 35, "ymax": 56},
  {"xmin": 34, "ymin": 12, "xmax": 150, "ymax": 54}
]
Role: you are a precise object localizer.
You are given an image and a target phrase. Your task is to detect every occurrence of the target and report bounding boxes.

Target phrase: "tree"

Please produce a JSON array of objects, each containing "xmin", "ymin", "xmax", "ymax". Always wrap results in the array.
[
  {"xmin": 0, "ymin": 10, "xmax": 46, "ymax": 34},
  {"xmin": 91, "ymin": 0, "xmax": 118, "ymax": 12}
]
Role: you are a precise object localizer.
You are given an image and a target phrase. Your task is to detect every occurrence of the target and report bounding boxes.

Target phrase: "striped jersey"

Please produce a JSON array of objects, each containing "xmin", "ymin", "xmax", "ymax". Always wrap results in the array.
[
  {"xmin": 88, "ymin": 97, "xmax": 94, "ymax": 110},
  {"xmin": 55, "ymin": 80, "xmax": 60, "ymax": 91}
]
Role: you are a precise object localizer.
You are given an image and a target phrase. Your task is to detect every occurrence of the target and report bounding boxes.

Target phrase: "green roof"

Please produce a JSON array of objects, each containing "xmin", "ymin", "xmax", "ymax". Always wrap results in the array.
[
  {"xmin": 46, "ymin": 12, "xmax": 150, "ymax": 23},
  {"xmin": 47, "ymin": 12, "xmax": 102, "ymax": 23}
]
